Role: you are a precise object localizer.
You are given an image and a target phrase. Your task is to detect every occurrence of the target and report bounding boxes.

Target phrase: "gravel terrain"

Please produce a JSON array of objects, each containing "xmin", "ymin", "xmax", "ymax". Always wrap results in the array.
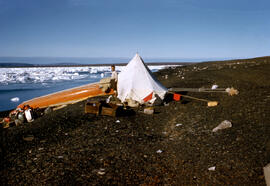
[{"xmin": 1, "ymin": 57, "xmax": 270, "ymax": 185}]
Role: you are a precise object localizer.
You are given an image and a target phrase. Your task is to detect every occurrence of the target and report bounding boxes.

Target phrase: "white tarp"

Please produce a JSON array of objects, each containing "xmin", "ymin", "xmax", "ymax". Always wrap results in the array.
[{"xmin": 117, "ymin": 53, "xmax": 167, "ymax": 104}]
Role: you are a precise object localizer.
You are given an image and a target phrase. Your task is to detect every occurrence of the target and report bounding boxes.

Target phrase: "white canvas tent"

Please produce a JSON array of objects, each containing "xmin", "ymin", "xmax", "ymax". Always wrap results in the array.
[{"xmin": 117, "ymin": 53, "xmax": 167, "ymax": 104}]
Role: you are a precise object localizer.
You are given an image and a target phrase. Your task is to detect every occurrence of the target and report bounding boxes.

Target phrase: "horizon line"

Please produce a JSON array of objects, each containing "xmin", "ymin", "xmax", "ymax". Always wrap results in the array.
[{"xmin": 0, "ymin": 56, "xmax": 240, "ymax": 60}]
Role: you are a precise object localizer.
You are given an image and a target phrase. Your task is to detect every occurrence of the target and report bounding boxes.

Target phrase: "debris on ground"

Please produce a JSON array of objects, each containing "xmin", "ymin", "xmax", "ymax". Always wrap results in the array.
[
  {"xmin": 226, "ymin": 87, "xmax": 239, "ymax": 96},
  {"xmin": 207, "ymin": 101, "xmax": 219, "ymax": 107},
  {"xmin": 144, "ymin": 107, "xmax": 154, "ymax": 115},
  {"xmin": 211, "ymin": 84, "xmax": 218, "ymax": 90},
  {"xmin": 212, "ymin": 120, "xmax": 232, "ymax": 132},
  {"xmin": 23, "ymin": 135, "xmax": 35, "ymax": 141}
]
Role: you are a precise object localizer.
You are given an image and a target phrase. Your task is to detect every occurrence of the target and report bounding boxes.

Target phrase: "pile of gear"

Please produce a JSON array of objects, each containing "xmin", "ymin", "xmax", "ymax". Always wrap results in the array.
[{"xmin": 1, "ymin": 105, "xmax": 46, "ymax": 128}]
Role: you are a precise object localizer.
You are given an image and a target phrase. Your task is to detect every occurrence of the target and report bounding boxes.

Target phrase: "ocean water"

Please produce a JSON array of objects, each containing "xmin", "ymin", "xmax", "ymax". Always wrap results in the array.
[{"xmin": 0, "ymin": 65, "xmax": 174, "ymax": 111}]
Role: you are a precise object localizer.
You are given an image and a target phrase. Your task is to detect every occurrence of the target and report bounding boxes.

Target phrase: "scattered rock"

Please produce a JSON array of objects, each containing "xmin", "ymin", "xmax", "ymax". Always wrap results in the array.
[
  {"xmin": 144, "ymin": 107, "xmax": 154, "ymax": 115},
  {"xmin": 212, "ymin": 120, "xmax": 232, "ymax": 132},
  {"xmin": 211, "ymin": 84, "xmax": 218, "ymax": 90},
  {"xmin": 264, "ymin": 163, "xmax": 270, "ymax": 186},
  {"xmin": 23, "ymin": 135, "xmax": 35, "ymax": 142},
  {"xmin": 208, "ymin": 166, "xmax": 216, "ymax": 171}
]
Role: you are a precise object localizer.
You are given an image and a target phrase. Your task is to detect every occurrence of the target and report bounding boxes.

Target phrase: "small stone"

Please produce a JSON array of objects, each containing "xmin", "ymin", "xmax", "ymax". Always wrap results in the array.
[
  {"xmin": 264, "ymin": 163, "xmax": 270, "ymax": 185},
  {"xmin": 144, "ymin": 107, "xmax": 154, "ymax": 115},
  {"xmin": 23, "ymin": 135, "xmax": 34, "ymax": 141},
  {"xmin": 97, "ymin": 168, "xmax": 106, "ymax": 175},
  {"xmin": 208, "ymin": 166, "xmax": 215, "ymax": 171},
  {"xmin": 97, "ymin": 171, "xmax": 105, "ymax": 175},
  {"xmin": 32, "ymin": 169, "xmax": 37, "ymax": 173},
  {"xmin": 212, "ymin": 120, "xmax": 232, "ymax": 132},
  {"xmin": 156, "ymin": 149, "xmax": 163, "ymax": 153},
  {"xmin": 211, "ymin": 84, "xmax": 218, "ymax": 90},
  {"xmin": 236, "ymin": 136, "xmax": 242, "ymax": 141}
]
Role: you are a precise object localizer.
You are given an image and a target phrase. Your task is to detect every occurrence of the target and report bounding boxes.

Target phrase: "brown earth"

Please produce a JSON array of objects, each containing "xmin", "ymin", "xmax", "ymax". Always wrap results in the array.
[{"xmin": 1, "ymin": 57, "xmax": 270, "ymax": 185}]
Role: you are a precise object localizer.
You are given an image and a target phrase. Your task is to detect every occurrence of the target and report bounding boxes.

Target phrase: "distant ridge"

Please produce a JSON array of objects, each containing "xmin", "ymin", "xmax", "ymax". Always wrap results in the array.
[
  {"xmin": 203, "ymin": 56, "xmax": 270, "ymax": 63},
  {"xmin": 0, "ymin": 63, "xmax": 35, "ymax": 67},
  {"xmin": 0, "ymin": 56, "xmax": 269, "ymax": 67}
]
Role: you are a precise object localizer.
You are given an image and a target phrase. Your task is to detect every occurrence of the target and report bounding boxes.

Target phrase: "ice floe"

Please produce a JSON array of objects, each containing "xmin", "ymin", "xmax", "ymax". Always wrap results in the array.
[{"xmin": 0, "ymin": 65, "xmax": 178, "ymax": 85}]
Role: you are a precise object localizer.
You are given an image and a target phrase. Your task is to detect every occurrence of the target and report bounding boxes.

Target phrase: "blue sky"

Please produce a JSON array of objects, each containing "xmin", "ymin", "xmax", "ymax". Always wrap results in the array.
[{"xmin": 0, "ymin": 0, "xmax": 269, "ymax": 59}]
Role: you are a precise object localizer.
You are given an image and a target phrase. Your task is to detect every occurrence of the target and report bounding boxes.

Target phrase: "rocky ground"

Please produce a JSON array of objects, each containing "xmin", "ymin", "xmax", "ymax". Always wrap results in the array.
[{"xmin": 1, "ymin": 57, "xmax": 270, "ymax": 185}]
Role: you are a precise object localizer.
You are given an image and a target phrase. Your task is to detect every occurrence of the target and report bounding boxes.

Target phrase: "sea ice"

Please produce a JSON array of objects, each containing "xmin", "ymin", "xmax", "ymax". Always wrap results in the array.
[
  {"xmin": 0, "ymin": 65, "xmax": 179, "ymax": 85},
  {"xmin": 10, "ymin": 97, "xmax": 20, "ymax": 102}
]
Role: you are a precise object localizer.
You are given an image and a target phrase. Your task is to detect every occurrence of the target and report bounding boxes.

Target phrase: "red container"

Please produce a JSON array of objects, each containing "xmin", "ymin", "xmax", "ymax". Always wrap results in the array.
[{"xmin": 173, "ymin": 93, "xmax": 181, "ymax": 101}]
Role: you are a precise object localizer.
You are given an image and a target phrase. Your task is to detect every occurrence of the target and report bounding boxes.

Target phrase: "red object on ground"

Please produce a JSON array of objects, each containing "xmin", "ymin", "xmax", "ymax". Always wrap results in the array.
[
  {"xmin": 173, "ymin": 93, "xmax": 181, "ymax": 101},
  {"xmin": 3, "ymin": 117, "xmax": 11, "ymax": 123},
  {"xmin": 143, "ymin": 92, "xmax": 153, "ymax": 102}
]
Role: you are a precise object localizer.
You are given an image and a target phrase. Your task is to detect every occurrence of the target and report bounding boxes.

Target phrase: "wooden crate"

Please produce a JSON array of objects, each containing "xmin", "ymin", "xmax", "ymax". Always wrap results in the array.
[
  {"xmin": 101, "ymin": 103, "xmax": 119, "ymax": 117},
  {"xmin": 85, "ymin": 102, "xmax": 101, "ymax": 116}
]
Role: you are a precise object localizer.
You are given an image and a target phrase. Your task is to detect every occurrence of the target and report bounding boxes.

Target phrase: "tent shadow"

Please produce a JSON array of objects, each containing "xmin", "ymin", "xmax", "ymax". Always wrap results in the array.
[{"xmin": 116, "ymin": 107, "xmax": 136, "ymax": 117}]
